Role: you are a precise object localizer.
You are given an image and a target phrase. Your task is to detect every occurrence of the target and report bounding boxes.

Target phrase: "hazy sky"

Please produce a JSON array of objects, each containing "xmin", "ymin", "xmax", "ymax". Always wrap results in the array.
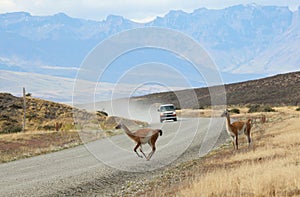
[{"xmin": 0, "ymin": 0, "xmax": 299, "ymax": 22}]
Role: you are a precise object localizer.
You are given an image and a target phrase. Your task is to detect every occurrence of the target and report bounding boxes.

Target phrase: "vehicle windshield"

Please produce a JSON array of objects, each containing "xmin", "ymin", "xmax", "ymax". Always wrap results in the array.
[{"xmin": 160, "ymin": 105, "xmax": 175, "ymax": 112}]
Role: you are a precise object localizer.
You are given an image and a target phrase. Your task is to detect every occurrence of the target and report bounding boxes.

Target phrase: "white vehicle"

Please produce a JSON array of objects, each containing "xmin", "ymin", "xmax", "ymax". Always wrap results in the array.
[{"xmin": 158, "ymin": 104, "xmax": 177, "ymax": 123}]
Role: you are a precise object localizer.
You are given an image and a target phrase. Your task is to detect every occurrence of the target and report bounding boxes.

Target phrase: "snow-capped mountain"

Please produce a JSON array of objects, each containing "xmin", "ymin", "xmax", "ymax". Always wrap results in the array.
[
  {"xmin": 234, "ymin": 7, "xmax": 300, "ymax": 74},
  {"xmin": 0, "ymin": 5, "xmax": 298, "ymax": 77},
  {"xmin": 0, "ymin": 12, "xmax": 141, "ymax": 77},
  {"xmin": 148, "ymin": 5, "xmax": 295, "ymax": 73},
  {"xmin": 0, "ymin": 4, "xmax": 299, "ymax": 102}
]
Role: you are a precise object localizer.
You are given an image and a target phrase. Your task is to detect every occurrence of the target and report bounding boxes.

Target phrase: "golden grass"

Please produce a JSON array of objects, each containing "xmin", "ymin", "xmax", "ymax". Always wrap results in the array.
[
  {"xmin": 183, "ymin": 157, "xmax": 300, "ymax": 197},
  {"xmin": 123, "ymin": 108, "xmax": 300, "ymax": 197},
  {"xmin": 177, "ymin": 115, "xmax": 300, "ymax": 197},
  {"xmin": 1, "ymin": 130, "xmax": 57, "ymax": 141}
]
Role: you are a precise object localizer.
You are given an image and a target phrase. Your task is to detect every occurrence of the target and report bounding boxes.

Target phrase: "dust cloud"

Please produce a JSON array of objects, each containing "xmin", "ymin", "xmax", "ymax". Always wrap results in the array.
[{"xmin": 94, "ymin": 99, "xmax": 162, "ymax": 125}]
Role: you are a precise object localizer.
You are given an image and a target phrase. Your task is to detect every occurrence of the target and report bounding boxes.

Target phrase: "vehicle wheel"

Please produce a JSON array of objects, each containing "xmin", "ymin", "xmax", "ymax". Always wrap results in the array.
[
  {"xmin": 173, "ymin": 118, "xmax": 177, "ymax": 121},
  {"xmin": 160, "ymin": 119, "xmax": 163, "ymax": 123}
]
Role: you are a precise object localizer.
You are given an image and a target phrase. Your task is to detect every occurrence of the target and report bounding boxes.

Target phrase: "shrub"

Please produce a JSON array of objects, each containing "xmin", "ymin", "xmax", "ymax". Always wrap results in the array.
[
  {"xmin": 62, "ymin": 123, "xmax": 75, "ymax": 131},
  {"xmin": 229, "ymin": 108, "xmax": 240, "ymax": 114},
  {"xmin": 296, "ymin": 107, "xmax": 300, "ymax": 111},
  {"xmin": 1, "ymin": 124, "xmax": 22, "ymax": 133},
  {"xmin": 0, "ymin": 114, "xmax": 10, "ymax": 121},
  {"xmin": 248, "ymin": 105, "xmax": 276, "ymax": 113},
  {"xmin": 26, "ymin": 113, "xmax": 37, "ymax": 121},
  {"xmin": 263, "ymin": 106, "xmax": 276, "ymax": 112},
  {"xmin": 248, "ymin": 104, "xmax": 261, "ymax": 113},
  {"xmin": 38, "ymin": 125, "xmax": 55, "ymax": 131},
  {"xmin": 175, "ymin": 106, "xmax": 181, "ymax": 110},
  {"xmin": 96, "ymin": 111, "xmax": 108, "ymax": 117},
  {"xmin": 11, "ymin": 103, "xmax": 23, "ymax": 109}
]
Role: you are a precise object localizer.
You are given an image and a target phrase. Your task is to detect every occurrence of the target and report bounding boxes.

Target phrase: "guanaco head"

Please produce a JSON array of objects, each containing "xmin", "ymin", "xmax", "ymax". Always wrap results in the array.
[
  {"xmin": 221, "ymin": 109, "xmax": 229, "ymax": 117},
  {"xmin": 115, "ymin": 124, "xmax": 121, "ymax": 129}
]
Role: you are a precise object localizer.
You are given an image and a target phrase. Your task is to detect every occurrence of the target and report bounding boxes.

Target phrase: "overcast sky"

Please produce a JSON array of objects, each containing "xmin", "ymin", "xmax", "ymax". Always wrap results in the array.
[{"xmin": 0, "ymin": 0, "xmax": 299, "ymax": 22}]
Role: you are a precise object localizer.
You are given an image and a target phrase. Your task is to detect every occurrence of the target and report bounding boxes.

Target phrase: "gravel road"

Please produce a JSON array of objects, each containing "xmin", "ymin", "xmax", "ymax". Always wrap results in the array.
[{"xmin": 0, "ymin": 117, "xmax": 227, "ymax": 196}]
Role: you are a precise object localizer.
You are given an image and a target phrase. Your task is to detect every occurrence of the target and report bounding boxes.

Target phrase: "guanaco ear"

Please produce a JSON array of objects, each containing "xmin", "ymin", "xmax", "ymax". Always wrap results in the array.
[
  {"xmin": 225, "ymin": 109, "xmax": 230, "ymax": 114},
  {"xmin": 221, "ymin": 109, "xmax": 227, "ymax": 117}
]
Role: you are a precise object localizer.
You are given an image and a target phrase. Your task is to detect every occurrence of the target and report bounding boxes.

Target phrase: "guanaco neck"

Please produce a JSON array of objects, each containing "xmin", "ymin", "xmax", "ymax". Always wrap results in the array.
[
  {"xmin": 120, "ymin": 123, "xmax": 131, "ymax": 133},
  {"xmin": 119, "ymin": 124, "xmax": 136, "ymax": 140},
  {"xmin": 225, "ymin": 114, "xmax": 231, "ymax": 130}
]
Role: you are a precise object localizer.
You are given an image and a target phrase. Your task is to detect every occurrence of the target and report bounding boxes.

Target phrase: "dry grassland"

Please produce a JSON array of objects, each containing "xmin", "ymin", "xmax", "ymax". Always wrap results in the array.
[
  {"xmin": 122, "ymin": 107, "xmax": 300, "ymax": 196},
  {"xmin": 0, "ymin": 130, "xmax": 82, "ymax": 162},
  {"xmin": 173, "ymin": 108, "xmax": 300, "ymax": 196},
  {"xmin": 178, "ymin": 117, "xmax": 300, "ymax": 196}
]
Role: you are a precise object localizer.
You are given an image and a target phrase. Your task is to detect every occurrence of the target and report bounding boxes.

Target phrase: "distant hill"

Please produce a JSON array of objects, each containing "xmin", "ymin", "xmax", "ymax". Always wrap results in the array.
[
  {"xmin": 131, "ymin": 71, "xmax": 300, "ymax": 108},
  {"xmin": 0, "ymin": 93, "xmax": 145, "ymax": 134},
  {"xmin": 0, "ymin": 93, "xmax": 97, "ymax": 133}
]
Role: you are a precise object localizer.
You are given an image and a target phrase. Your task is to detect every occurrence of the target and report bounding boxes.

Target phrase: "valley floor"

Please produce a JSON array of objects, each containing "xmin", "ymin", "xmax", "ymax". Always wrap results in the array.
[{"xmin": 1, "ymin": 106, "xmax": 299, "ymax": 196}]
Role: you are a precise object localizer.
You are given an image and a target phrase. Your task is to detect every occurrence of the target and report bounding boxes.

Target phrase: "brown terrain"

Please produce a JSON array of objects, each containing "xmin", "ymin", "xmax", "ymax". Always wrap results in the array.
[
  {"xmin": 0, "ymin": 93, "xmax": 102, "ymax": 133},
  {"xmin": 133, "ymin": 71, "xmax": 300, "ymax": 108},
  {"xmin": 0, "ymin": 93, "xmax": 145, "ymax": 162}
]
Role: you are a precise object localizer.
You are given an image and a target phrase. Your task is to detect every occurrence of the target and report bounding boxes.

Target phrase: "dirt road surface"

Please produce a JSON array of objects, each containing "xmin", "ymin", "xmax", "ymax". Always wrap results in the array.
[{"xmin": 0, "ymin": 118, "xmax": 226, "ymax": 196}]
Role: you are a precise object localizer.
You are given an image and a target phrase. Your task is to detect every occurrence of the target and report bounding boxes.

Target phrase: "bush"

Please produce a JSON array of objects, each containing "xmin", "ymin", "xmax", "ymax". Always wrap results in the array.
[
  {"xmin": 296, "ymin": 107, "xmax": 300, "ymax": 111},
  {"xmin": 0, "ymin": 114, "xmax": 10, "ymax": 121},
  {"xmin": 248, "ymin": 104, "xmax": 260, "ymax": 113},
  {"xmin": 175, "ymin": 106, "xmax": 181, "ymax": 110},
  {"xmin": 229, "ymin": 108, "xmax": 240, "ymax": 114},
  {"xmin": 96, "ymin": 111, "xmax": 108, "ymax": 117},
  {"xmin": 263, "ymin": 106, "xmax": 276, "ymax": 112},
  {"xmin": 1, "ymin": 124, "xmax": 22, "ymax": 133},
  {"xmin": 248, "ymin": 105, "xmax": 276, "ymax": 113},
  {"xmin": 38, "ymin": 125, "xmax": 55, "ymax": 131},
  {"xmin": 62, "ymin": 123, "xmax": 75, "ymax": 131},
  {"xmin": 26, "ymin": 113, "xmax": 37, "ymax": 121}
]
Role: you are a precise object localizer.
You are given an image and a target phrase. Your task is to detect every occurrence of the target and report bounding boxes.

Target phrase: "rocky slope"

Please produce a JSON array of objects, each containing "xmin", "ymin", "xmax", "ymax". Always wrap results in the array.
[
  {"xmin": 0, "ymin": 93, "xmax": 100, "ymax": 133},
  {"xmin": 0, "ymin": 93, "xmax": 146, "ymax": 134},
  {"xmin": 132, "ymin": 71, "xmax": 300, "ymax": 108}
]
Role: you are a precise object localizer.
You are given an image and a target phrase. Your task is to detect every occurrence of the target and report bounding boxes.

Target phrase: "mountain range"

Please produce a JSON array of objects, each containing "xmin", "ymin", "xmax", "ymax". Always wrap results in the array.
[{"xmin": 0, "ymin": 4, "xmax": 299, "ymax": 102}]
